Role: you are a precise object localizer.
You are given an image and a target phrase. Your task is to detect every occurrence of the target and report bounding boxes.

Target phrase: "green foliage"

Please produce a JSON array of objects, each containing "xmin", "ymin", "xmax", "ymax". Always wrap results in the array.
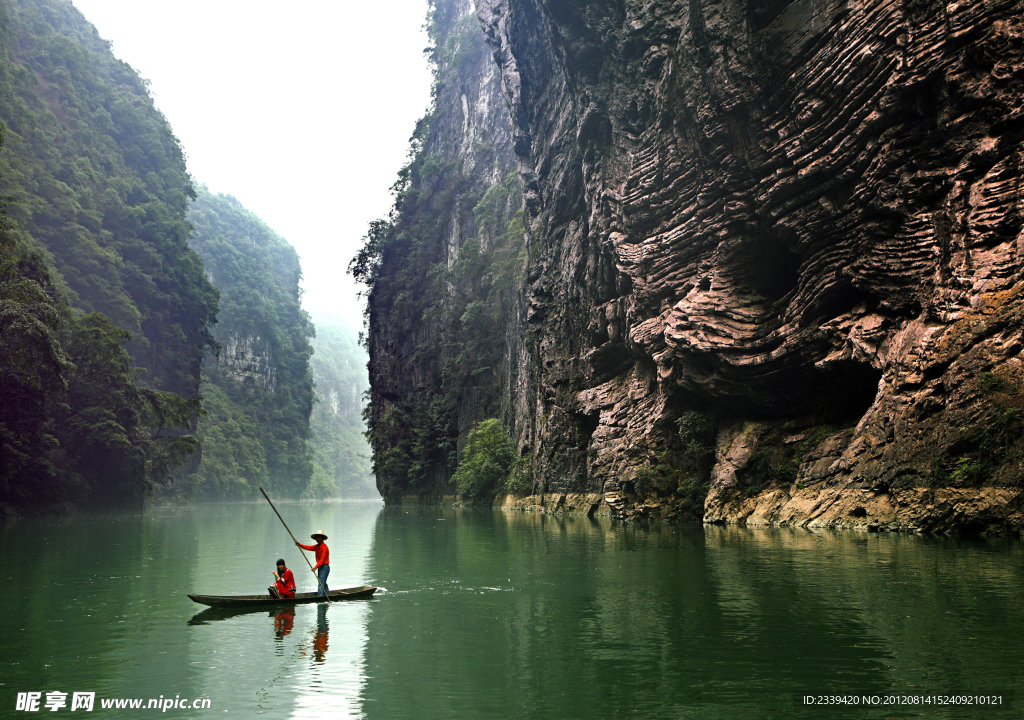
[
  {"xmin": 0, "ymin": 0, "xmax": 218, "ymax": 398},
  {"xmin": 677, "ymin": 411, "xmax": 716, "ymax": 478},
  {"xmin": 633, "ymin": 466, "xmax": 659, "ymax": 497},
  {"xmin": 617, "ymin": 412, "xmax": 720, "ymax": 518},
  {"xmin": 1, "ymin": 207, "xmax": 72, "ymax": 509},
  {"xmin": 184, "ymin": 378, "xmax": 266, "ymax": 498},
  {"xmin": 931, "ymin": 398, "xmax": 1024, "ymax": 489},
  {"xmin": 424, "ymin": 10, "xmax": 488, "ymax": 99},
  {"xmin": 505, "ymin": 453, "xmax": 533, "ymax": 495},
  {"xmin": 743, "ymin": 424, "xmax": 837, "ymax": 493},
  {"xmin": 452, "ymin": 419, "xmax": 514, "ymax": 503},
  {"xmin": 348, "ymin": 219, "xmax": 393, "ymax": 293},
  {"xmin": 1, "ymin": 219, "xmax": 199, "ymax": 511},
  {"xmin": 0, "ymin": 214, "xmax": 71, "ymax": 391},
  {"xmin": 977, "ymin": 372, "xmax": 1005, "ymax": 395},
  {"xmin": 54, "ymin": 312, "xmax": 201, "ymax": 503},
  {"xmin": 630, "ymin": 450, "xmax": 710, "ymax": 520},
  {"xmin": 183, "ymin": 187, "xmax": 315, "ymax": 499}
]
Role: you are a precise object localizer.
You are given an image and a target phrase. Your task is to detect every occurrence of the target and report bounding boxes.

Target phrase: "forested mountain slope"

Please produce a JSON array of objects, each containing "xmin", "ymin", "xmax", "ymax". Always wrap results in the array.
[
  {"xmin": 0, "ymin": 0, "xmax": 216, "ymax": 396},
  {"xmin": 0, "ymin": 0, "xmax": 216, "ymax": 511},
  {"xmin": 183, "ymin": 187, "xmax": 315, "ymax": 499}
]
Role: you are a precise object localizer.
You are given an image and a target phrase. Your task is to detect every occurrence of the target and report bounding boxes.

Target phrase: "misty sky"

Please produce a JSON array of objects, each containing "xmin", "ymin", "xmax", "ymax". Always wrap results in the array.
[{"xmin": 71, "ymin": 0, "xmax": 434, "ymax": 328}]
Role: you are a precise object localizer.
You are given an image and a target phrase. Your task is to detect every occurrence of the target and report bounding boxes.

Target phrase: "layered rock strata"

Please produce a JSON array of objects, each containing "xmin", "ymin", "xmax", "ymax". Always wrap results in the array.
[{"xmin": 473, "ymin": 0, "xmax": 1024, "ymax": 532}]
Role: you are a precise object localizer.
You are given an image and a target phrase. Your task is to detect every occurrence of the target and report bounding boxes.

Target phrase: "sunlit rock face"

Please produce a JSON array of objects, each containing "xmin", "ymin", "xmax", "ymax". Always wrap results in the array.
[{"xmin": 479, "ymin": 0, "xmax": 1024, "ymax": 530}]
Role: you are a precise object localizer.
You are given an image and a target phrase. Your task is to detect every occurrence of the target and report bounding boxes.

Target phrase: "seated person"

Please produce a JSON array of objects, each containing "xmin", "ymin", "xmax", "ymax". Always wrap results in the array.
[{"xmin": 268, "ymin": 558, "xmax": 296, "ymax": 599}]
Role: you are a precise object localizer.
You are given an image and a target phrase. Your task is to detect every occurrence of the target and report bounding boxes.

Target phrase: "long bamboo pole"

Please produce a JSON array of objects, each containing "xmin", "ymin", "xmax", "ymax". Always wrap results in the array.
[{"xmin": 259, "ymin": 487, "xmax": 331, "ymax": 602}]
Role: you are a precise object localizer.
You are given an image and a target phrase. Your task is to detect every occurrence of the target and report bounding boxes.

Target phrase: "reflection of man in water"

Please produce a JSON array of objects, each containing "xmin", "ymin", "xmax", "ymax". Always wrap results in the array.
[
  {"xmin": 312, "ymin": 605, "xmax": 329, "ymax": 663},
  {"xmin": 273, "ymin": 607, "xmax": 295, "ymax": 639}
]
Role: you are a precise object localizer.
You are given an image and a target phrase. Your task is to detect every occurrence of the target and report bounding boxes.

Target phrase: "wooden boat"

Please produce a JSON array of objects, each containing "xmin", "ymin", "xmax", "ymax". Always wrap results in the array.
[{"xmin": 187, "ymin": 585, "xmax": 377, "ymax": 608}]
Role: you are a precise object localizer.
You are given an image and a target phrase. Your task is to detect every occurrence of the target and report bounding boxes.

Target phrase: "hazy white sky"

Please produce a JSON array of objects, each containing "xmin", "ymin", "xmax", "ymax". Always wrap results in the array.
[{"xmin": 71, "ymin": 0, "xmax": 434, "ymax": 328}]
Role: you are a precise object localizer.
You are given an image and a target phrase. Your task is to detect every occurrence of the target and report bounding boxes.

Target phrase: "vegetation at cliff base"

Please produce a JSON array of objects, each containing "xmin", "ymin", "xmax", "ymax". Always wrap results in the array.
[
  {"xmin": 452, "ymin": 418, "xmax": 514, "ymax": 504},
  {"xmin": 929, "ymin": 372, "xmax": 1024, "ymax": 489}
]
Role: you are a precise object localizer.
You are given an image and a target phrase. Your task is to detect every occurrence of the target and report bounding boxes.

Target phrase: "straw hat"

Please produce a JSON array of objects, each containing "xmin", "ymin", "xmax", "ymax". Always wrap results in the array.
[{"xmin": 310, "ymin": 530, "xmax": 328, "ymax": 540}]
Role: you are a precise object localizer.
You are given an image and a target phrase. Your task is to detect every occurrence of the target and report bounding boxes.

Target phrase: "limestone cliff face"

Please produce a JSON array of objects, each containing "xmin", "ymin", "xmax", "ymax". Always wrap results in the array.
[
  {"xmin": 217, "ymin": 332, "xmax": 276, "ymax": 391},
  {"xmin": 475, "ymin": 0, "xmax": 1024, "ymax": 531},
  {"xmin": 363, "ymin": 0, "xmax": 523, "ymax": 499}
]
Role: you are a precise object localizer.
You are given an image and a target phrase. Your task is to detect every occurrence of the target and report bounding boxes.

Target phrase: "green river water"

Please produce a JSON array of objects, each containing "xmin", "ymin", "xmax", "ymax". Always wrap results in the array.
[{"xmin": 1, "ymin": 501, "xmax": 1021, "ymax": 719}]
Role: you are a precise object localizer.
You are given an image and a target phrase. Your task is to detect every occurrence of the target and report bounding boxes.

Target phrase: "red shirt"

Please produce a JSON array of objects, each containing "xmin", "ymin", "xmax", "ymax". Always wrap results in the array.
[
  {"xmin": 298, "ymin": 541, "xmax": 329, "ymax": 569},
  {"xmin": 274, "ymin": 568, "xmax": 295, "ymax": 598}
]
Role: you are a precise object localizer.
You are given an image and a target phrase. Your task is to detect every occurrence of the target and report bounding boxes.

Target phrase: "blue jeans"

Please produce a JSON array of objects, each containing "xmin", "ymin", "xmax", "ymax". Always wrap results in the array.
[{"xmin": 316, "ymin": 564, "xmax": 330, "ymax": 596}]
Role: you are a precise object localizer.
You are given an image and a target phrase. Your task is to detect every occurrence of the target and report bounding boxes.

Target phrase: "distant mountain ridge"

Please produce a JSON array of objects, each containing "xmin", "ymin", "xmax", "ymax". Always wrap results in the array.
[{"xmin": 308, "ymin": 311, "xmax": 376, "ymax": 499}]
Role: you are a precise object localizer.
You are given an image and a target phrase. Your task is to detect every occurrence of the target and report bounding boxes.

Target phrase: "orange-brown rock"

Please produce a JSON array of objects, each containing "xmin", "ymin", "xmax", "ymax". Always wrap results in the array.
[{"xmin": 474, "ymin": 0, "xmax": 1024, "ymax": 532}]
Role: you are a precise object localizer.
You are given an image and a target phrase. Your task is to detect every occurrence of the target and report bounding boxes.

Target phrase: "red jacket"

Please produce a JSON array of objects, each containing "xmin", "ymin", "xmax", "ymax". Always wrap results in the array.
[
  {"xmin": 274, "ymin": 568, "xmax": 295, "ymax": 598},
  {"xmin": 298, "ymin": 541, "xmax": 329, "ymax": 569}
]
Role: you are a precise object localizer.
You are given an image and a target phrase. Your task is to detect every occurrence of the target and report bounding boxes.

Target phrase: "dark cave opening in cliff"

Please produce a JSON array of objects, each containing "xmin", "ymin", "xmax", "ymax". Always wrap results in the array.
[
  {"xmin": 575, "ymin": 410, "xmax": 600, "ymax": 449},
  {"xmin": 813, "ymin": 359, "xmax": 883, "ymax": 425},
  {"xmin": 722, "ymin": 235, "xmax": 802, "ymax": 303}
]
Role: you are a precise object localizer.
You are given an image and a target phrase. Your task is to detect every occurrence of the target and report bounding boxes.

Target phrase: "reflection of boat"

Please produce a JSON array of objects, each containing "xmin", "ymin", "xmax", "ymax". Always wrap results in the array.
[
  {"xmin": 188, "ymin": 606, "xmax": 288, "ymax": 626},
  {"xmin": 187, "ymin": 585, "xmax": 377, "ymax": 608}
]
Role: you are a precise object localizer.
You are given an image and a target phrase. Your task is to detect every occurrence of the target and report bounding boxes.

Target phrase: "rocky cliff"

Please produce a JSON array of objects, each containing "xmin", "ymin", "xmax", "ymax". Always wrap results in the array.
[
  {"xmin": 360, "ymin": 0, "xmax": 525, "ymax": 500},
  {"xmin": 476, "ymin": 0, "xmax": 1024, "ymax": 532},
  {"xmin": 364, "ymin": 0, "xmax": 1024, "ymax": 532}
]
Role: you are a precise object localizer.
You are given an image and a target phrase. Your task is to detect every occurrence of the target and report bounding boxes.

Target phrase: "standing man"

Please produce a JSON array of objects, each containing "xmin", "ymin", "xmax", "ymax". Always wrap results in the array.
[{"xmin": 296, "ymin": 530, "xmax": 330, "ymax": 597}]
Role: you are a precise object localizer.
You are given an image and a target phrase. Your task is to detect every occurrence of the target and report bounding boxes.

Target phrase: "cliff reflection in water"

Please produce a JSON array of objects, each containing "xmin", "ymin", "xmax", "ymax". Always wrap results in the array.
[{"xmin": 359, "ymin": 508, "xmax": 1023, "ymax": 720}]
